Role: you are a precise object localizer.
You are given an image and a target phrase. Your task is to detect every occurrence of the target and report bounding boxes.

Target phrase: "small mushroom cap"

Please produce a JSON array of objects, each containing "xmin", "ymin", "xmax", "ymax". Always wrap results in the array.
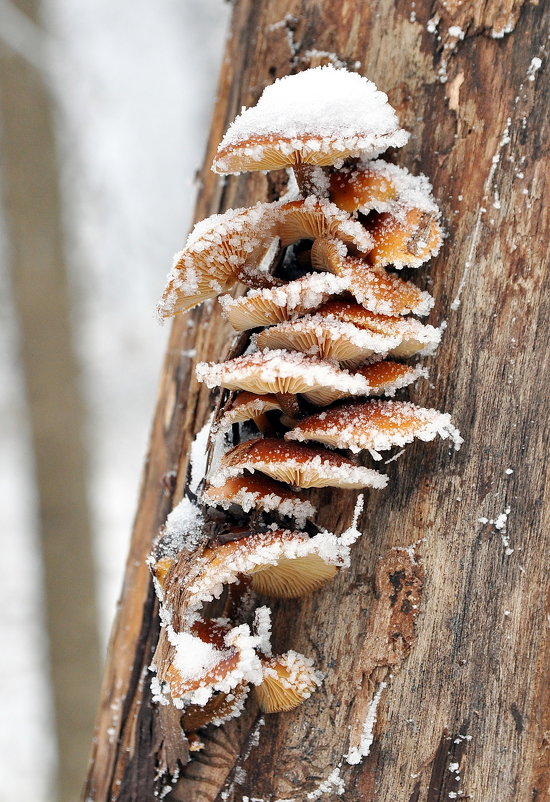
[
  {"xmin": 255, "ymin": 650, "xmax": 322, "ymax": 713},
  {"xmin": 182, "ymin": 682, "xmax": 250, "ymax": 731},
  {"xmin": 219, "ymin": 272, "xmax": 351, "ymax": 331},
  {"xmin": 165, "ymin": 619, "xmax": 240, "ymax": 697},
  {"xmin": 151, "ymin": 555, "xmax": 174, "ymax": 588},
  {"xmin": 211, "ymin": 437, "xmax": 388, "ymax": 489},
  {"xmin": 329, "ymin": 159, "xmax": 439, "ymax": 217},
  {"xmin": 214, "ymin": 392, "xmax": 283, "ymax": 433},
  {"xmin": 367, "ymin": 208, "xmax": 442, "ymax": 269},
  {"xmin": 275, "ymin": 199, "xmax": 373, "ymax": 253},
  {"xmin": 314, "ymin": 301, "xmax": 441, "ymax": 357},
  {"xmin": 196, "ymin": 349, "xmax": 372, "ymax": 398},
  {"xmin": 157, "ymin": 204, "xmax": 277, "ymax": 319},
  {"xmin": 285, "ymin": 399, "xmax": 463, "ymax": 455},
  {"xmin": 310, "ymin": 238, "xmax": 434, "ymax": 317},
  {"xmin": 202, "ymin": 474, "xmax": 316, "ymax": 526},
  {"xmin": 212, "ymin": 66, "xmax": 408, "ymax": 175},
  {"xmin": 302, "ymin": 361, "xmax": 428, "ymax": 406}
]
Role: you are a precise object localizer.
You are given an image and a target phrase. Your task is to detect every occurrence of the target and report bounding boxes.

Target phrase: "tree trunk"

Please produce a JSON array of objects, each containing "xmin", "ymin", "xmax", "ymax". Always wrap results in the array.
[{"xmin": 84, "ymin": 1, "xmax": 549, "ymax": 800}]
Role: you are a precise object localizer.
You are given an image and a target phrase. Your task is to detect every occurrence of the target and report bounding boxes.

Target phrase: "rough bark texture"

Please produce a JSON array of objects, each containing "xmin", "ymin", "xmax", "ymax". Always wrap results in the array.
[{"xmin": 84, "ymin": 1, "xmax": 549, "ymax": 800}]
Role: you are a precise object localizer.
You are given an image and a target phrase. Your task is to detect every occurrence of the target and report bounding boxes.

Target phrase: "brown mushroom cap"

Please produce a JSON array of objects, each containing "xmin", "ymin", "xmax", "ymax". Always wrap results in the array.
[
  {"xmin": 310, "ymin": 238, "xmax": 434, "ymax": 317},
  {"xmin": 210, "ymin": 437, "xmax": 388, "ymax": 489},
  {"xmin": 313, "ymin": 300, "xmax": 441, "ymax": 357},
  {"xmin": 214, "ymin": 392, "xmax": 283, "ymax": 433},
  {"xmin": 202, "ymin": 474, "xmax": 316, "ymax": 526},
  {"xmin": 329, "ymin": 159, "xmax": 439, "ymax": 217},
  {"xmin": 212, "ymin": 66, "xmax": 408, "ymax": 175},
  {"xmin": 182, "ymin": 682, "xmax": 250, "ymax": 731},
  {"xmin": 255, "ymin": 651, "xmax": 322, "ymax": 713},
  {"xmin": 285, "ymin": 400, "xmax": 463, "ymax": 455},
  {"xmin": 157, "ymin": 204, "xmax": 278, "ymax": 318},
  {"xmin": 219, "ymin": 272, "xmax": 351, "ymax": 331},
  {"xmin": 275, "ymin": 199, "xmax": 373, "ymax": 253},
  {"xmin": 196, "ymin": 349, "xmax": 372, "ymax": 398},
  {"xmin": 302, "ymin": 361, "xmax": 428, "ymax": 406},
  {"xmin": 367, "ymin": 208, "xmax": 442, "ymax": 269}
]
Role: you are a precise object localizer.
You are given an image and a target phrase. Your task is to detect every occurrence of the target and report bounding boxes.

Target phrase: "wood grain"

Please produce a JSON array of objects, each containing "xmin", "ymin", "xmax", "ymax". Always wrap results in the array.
[{"xmin": 83, "ymin": 1, "xmax": 550, "ymax": 800}]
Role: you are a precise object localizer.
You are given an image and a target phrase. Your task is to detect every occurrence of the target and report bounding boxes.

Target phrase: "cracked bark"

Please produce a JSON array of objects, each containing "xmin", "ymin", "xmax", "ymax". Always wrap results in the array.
[{"xmin": 84, "ymin": 1, "xmax": 549, "ymax": 800}]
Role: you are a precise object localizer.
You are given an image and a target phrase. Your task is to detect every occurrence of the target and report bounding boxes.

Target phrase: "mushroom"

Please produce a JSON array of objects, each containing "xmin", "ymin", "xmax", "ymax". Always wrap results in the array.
[
  {"xmin": 210, "ymin": 438, "xmax": 388, "ymax": 490},
  {"xmin": 219, "ymin": 272, "xmax": 351, "ymax": 331},
  {"xmin": 202, "ymin": 474, "xmax": 316, "ymax": 527},
  {"xmin": 285, "ymin": 399, "xmax": 463, "ymax": 457},
  {"xmin": 302, "ymin": 361, "xmax": 428, "ymax": 406},
  {"xmin": 310, "ymin": 238, "xmax": 434, "ymax": 317},
  {"xmin": 214, "ymin": 391, "xmax": 283, "ymax": 435},
  {"xmin": 182, "ymin": 681, "xmax": 250, "ymax": 731},
  {"xmin": 196, "ymin": 350, "xmax": 373, "ymax": 410},
  {"xmin": 212, "ymin": 66, "xmax": 408, "ymax": 186},
  {"xmin": 275, "ymin": 198, "xmax": 373, "ymax": 253},
  {"xmin": 329, "ymin": 159, "xmax": 439, "ymax": 217},
  {"xmin": 367, "ymin": 207, "xmax": 442, "ymax": 269},
  {"xmin": 313, "ymin": 300, "xmax": 441, "ymax": 357},
  {"xmin": 156, "ymin": 203, "xmax": 278, "ymax": 319},
  {"xmin": 162, "ymin": 618, "xmax": 263, "ymax": 707},
  {"xmin": 255, "ymin": 651, "xmax": 323, "ymax": 713}
]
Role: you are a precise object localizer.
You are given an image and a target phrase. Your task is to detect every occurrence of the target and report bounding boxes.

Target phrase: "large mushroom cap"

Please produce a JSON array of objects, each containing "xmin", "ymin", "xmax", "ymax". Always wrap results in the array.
[
  {"xmin": 211, "ymin": 437, "xmax": 388, "ymax": 489},
  {"xmin": 367, "ymin": 208, "xmax": 442, "ymax": 269},
  {"xmin": 286, "ymin": 400, "xmax": 463, "ymax": 456},
  {"xmin": 212, "ymin": 66, "xmax": 408, "ymax": 174},
  {"xmin": 202, "ymin": 474, "xmax": 316, "ymax": 527},
  {"xmin": 219, "ymin": 272, "xmax": 351, "ymax": 331},
  {"xmin": 310, "ymin": 238, "xmax": 434, "ymax": 317},
  {"xmin": 314, "ymin": 300, "xmax": 441, "ymax": 357},
  {"xmin": 157, "ymin": 203, "xmax": 277, "ymax": 319},
  {"xmin": 196, "ymin": 349, "xmax": 371, "ymax": 398},
  {"xmin": 302, "ymin": 361, "xmax": 428, "ymax": 406},
  {"xmin": 255, "ymin": 651, "xmax": 323, "ymax": 713}
]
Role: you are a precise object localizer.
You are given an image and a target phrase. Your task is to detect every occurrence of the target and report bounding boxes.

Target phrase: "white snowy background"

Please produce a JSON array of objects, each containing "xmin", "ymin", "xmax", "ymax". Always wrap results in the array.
[{"xmin": 0, "ymin": 1, "xmax": 230, "ymax": 799}]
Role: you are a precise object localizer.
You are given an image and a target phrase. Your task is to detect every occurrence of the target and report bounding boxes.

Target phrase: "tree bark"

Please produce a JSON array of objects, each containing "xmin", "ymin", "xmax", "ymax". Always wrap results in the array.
[{"xmin": 84, "ymin": 1, "xmax": 549, "ymax": 800}]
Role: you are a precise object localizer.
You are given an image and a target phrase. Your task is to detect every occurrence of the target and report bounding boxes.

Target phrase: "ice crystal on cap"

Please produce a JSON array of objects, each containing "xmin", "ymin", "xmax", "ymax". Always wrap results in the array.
[
  {"xmin": 211, "ymin": 437, "xmax": 388, "ymax": 490},
  {"xmin": 202, "ymin": 474, "xmax": 316, "ymax": 527},
  {"xmin": 286, "ymin": 400, "xmax": 463, "ymax": 457},
  {"xmin": 212, "ymin": 66, "xmax": 409, "ymax": 174},
  {"xmin": 196, "ymin": 349, "xmax": 372, "ymax": 398},
  {"xmin": 219, "ymin": 272, "xmax": 351, "ymax": 331},
  {"xmin": 157, "ymin": 203, "xmax": 277, "ymax": 318},
  {"xmin": 310, "ymin": 238, "xmax": 434, "ymax": 317},
  {"xmin": 159, "ymin": 496, "xmax": 205, "ymax": 557},
  {"xmin": 303, "ymin": 361, "xmax": 428, "ymax": 406},
  {"xmin": 255, "ymin": 651, "xmax": 323, "ymax": 713}
]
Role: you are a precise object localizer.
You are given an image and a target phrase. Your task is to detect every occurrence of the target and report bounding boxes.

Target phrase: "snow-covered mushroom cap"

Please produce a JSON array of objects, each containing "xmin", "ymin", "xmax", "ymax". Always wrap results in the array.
[
  {"xmin": 255, "ymin": 651, "xmax": 323, "ymax": 713},
  {"xmin": 286, "ymin": 400, "xmax": 463, "ymax": 457},
  {"xmin": 210, "ymin": 437, "xmax": 388, "ymax": 489},
  {"xmin": 310, "ymin": 238, "xmax": 434, "ymax": 317},
  {"xmin": 202, "ymin": 474, "xmax": 316, "ymax": 527},
  {"xmin": 214, "ymin": 392, "xmax": 283, "ymax": 434},
  {"xmin": 196, "ymin": 349, "xmax": 372, "ymax": 398},
  {"xmin": 212, "ymin": 66, "xmax": 409, "ymax": 175},
  {"xmin": 367, "ymin": 207, "xmax": 442, "ymax": 269},
  {"xmin": 330, "ymin": 159, "xmax": 439, "ymax": 217},
  {"xmin": 302, "ymin": 361, "xmax": 428, "ymax": 407},
  {"xmin": 219, "ymin": 272, "xmax": 351, "ymax": 331},
  {"xmin": 275, "ymin": 198, "xmax": 373, "ymax": 253},
  {"xmin": 163, "ymin": 618, "xmax": 263, "ymax": 707},
  {"xmin": 314, "ymin": 301, "xmax": 442, "ymax": 357},
  {"xmin": 181, "ymin": 681, "xmax": 250, "ymax": 731},
  {"xmin": 157, "ymin": 203, "xmax": 277, "ymax": 318}
]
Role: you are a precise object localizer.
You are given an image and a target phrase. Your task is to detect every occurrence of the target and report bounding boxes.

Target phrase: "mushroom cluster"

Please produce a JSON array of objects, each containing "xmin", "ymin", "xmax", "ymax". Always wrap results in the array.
[{"xmin": 151, "ymin": 66, "xmax": 461, "ymax": 748}]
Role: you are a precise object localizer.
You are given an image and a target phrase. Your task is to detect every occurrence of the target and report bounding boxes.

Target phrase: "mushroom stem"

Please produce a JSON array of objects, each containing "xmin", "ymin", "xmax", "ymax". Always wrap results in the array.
[
  {"xmin": 254, "ymin": 411, "xmax": 276, "ymax": 436},
  {"xmin": 293, "ymin": 163, "xmax": 329, "ymax": 198},
  {"xmin": 275, "ymin": 392, "xmax": 301, "ymax": 418}
]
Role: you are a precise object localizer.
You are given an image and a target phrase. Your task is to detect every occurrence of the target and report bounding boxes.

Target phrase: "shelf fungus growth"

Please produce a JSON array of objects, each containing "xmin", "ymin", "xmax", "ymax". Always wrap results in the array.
[{"xmin": 152, "ymin": 65, "xmax": 460, "ymax": 781}]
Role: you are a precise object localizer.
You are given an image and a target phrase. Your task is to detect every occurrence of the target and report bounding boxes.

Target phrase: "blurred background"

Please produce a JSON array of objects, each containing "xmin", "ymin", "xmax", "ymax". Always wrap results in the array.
[{"xmin": 0, "ymin": 1, "xmax": 230, "ymax": 799}]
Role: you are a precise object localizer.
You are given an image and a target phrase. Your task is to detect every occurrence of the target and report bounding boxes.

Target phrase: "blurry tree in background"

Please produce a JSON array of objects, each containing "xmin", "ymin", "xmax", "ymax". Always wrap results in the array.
[{"xmin": 0, "ymin": 1, "xmax": 229, "ymax": 800}]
